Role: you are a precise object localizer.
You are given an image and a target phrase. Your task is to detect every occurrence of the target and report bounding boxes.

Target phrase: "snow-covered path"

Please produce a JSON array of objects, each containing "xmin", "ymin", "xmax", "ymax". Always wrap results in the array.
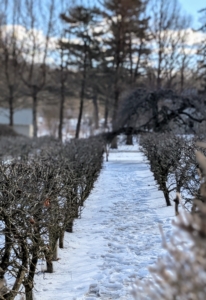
[{"xmin": 35, "ymin": 150, "xmax": 174, "ymax": 300}]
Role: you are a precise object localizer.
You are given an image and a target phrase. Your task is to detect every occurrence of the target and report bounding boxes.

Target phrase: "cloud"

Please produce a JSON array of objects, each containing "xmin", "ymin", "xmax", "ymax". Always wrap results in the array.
[
  {"xmin": 1, "ymin": 22, "xmax": 206, "ymax": 67},
  {"xmin": 165, "ymin": 28, "xmax": 206, "ymax": 46},
  {"xmin": 183, "ymin": 28, "xmax": 206, "ymax": 45},
  {"xmin": 0, "ymin": 24, "xmax": 58, "ymax": 63}
]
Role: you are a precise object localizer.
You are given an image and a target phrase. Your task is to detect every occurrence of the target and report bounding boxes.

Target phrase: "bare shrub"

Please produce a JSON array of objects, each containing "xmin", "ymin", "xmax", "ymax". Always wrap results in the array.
[
  {"xmin": 132, "ymin": 139, "xmax": 206, "ymax": 300},
  {"xmin": 140, "ymin": 133, "xmax": 183, "ymax": 206},
  {"xmin": 0, "ymin": 125, "xmax": 19, "ymax": 137},
  {"xmin": 0, "ymin": 135, "xmax": 104, "ymax": 300}
]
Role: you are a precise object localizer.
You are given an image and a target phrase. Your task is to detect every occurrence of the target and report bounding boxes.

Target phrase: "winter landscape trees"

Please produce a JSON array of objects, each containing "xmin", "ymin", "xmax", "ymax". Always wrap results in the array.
[
  {"xmin": 0, "ymin": 0, "xmax": 205, "ymax": 139},
  {"xmin": 0, "ymin": 135, "xmax": 104, "ymax": 299},
  {"xmin": 0, "ymin": 0, "xmax": 206, "ymax": 299},
  {"xmin": 132, "ymin": 139, "xmax": 206, "ymax": 300}
]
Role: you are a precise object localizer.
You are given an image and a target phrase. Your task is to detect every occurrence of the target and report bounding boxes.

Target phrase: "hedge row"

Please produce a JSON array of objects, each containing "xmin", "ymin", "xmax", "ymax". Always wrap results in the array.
[
  {"xmin": 133, "ymin": 136, "xmax": 206, "ymax": 299},
  {"xmin": 139, "ymin": 133, "xmax": 201, "ymax": 208},
  {"xmin": 0, "ymin": 136, "xmax": 104, "ymax": 300}
]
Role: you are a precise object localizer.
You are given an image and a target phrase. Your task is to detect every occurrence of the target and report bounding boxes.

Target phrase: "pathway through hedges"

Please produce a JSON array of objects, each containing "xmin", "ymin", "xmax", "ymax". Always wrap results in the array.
[{"xmin": 35, "ymin": 150, "xmax": 174, "ymax": 300}]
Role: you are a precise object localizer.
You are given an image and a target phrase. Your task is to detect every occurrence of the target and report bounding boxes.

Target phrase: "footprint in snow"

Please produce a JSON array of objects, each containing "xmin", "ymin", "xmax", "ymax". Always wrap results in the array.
[{"xmin": 86, "ymin": 283, "xmax": 100, "ymax": 298}]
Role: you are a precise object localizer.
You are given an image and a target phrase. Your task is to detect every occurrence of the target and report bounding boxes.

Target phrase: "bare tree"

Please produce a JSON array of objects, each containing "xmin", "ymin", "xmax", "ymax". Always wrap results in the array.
[
  {"xmin": 19, "ymin": 0, "xmax": 56, "ymax": 137},
  {"xmin": 0, "ymin": 0, "xmax": 24, "ymax": 126},
  {"xmin": 0, "ymin": 135, "xmax": 104, "ymax": 300},
  {"xmin": 116, "ymin": 88, "xmax": 205, "ymax": 135},
  {"xmin": 149, "ymin": 0, "xmax": 192, "ymax": 90},
  {"xmin": 57, "ymin": 43, "xmax": 68, "ymax": 141},
  {"xmin": 132, "ymin": 139, "xmax": 206, "ymax": 300}
]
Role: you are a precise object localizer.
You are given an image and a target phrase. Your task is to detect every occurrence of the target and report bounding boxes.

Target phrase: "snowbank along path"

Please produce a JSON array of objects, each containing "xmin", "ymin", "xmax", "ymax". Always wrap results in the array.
[{"xmin": 34, "ymin": 147, "xmax": 174, "ymax": 300}]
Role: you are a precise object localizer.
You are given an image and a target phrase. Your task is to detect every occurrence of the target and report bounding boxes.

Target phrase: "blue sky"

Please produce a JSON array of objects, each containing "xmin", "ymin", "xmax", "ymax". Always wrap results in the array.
[{"xmin": 179, "ymin": 0, "xmax": 205, "ymax": 27}]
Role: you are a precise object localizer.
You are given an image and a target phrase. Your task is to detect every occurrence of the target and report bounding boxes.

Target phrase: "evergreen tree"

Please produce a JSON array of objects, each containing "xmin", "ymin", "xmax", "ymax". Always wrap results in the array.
[
  {"xmin": 60, "ymin": 5, "xmax": 102, "ymax": 138},
  {"xmin": 100, "ymin": 0, "xmax": 149, "ymax": 147}
]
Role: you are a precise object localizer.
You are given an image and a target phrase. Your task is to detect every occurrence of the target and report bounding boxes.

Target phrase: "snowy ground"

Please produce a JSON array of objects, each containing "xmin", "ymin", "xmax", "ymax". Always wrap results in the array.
[{"xmin": 34, "ymin": 146, "xmax": 175, "ymax": 300}]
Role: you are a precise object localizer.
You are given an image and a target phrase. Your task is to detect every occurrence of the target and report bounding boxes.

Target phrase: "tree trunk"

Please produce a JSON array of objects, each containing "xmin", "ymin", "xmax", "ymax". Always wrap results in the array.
[
  {"xmin": 73, "ymin": 205, "xmax": 79, "ymax": 218},
  {"xmin": 163, "ymin": 190, "xmax": 171, "ymax": 206},
  {"xmin": 52, "ymin": 241, "xmax": 58, "ymax": 261},
  {"xmin": 180, "ymin": 62, "xmax": 185, "ymax": 92},
  {"xmin": 75, "ymin": 79, "xmax": 85, "ymax": 139},
  {"xmin": 5, "ymin": 231, "xmax": 29, "ymax": 300},
  {"xmin": 161, "ymin": 180, "xmax": 171, "ymax": 206},
  {"xmin": 104, "ymin": 143, "xmax": 109, "ymax": 162},
  {"xmin": 0, "ymin": 277, "xmax": 9, "ymax": 299},
  {"xmin": 58, "ymin": 51, "xmax": 66, "ymax": 141},
  {"xmin": 92, "ymin": 93, "xmax": 99, "ymax": 130},
  {"xmin": 126, "ymin": 134, "xmax": 133, "ymax": 145},
  {"xmin": 59, "ymin": 230, "xmax": 64, "ymax": 249},
  {"xmin": 0, "ymin": 225, "xmax": 12, "ymax": 271},
  {"xmin": 157, "ymin": 38, "xmax": 163, "ymax": 89},
  {"xmin": 128, "ymin": 34, "xmax": 133, "ymax": 82},
  {"xmin": 32, "ymin": 86, "xmax": 38, "ymax": 138},
  {"xmin": 46, "ymin": 260, "xmax": 53, "ymax": 273},
  {"xmin": 25, "ymin": 242, "xmax": 38, "ymax": 298},
  {"xmin": 160, "ymin": 174, "xmax": 171, "ymax": 206},
  {"xmin": 75, "ymin": 48, "xmax": 87, "ymax": 139},
  {"xmin": 104, "ymin": 96, "xmax": 109, "ymax": 130},
  {"xmin": 25, "ymin": 284, "xmax": 33, "ymax": 300},
  {"xmin": 151, "ymin": 93, "xmax": 159, "ymax": 131},
  {"xmin": 4, "ymin": 270, "xmax": 26, "ymax": 300},
  {"xmin": 174, "ymin": 195, "xmax": 179, "ymax": 216},
  {"xmin": 44, "ymin": 249, "xmax": 53, "ymax": 273},
  {"xmin": 134, "ymin": 38, "xmax": 143, "ymax": 82},
  {"xmin": 110, "ymin": 137, "xmax": 117, "ymax": 149},
  {"xmin": 111, "ymin": 111, "xmax": 118, "ymax": 148},
  {"xmin": 65, "ymin": 221, "xmax": 73, "ymax": 233},
  {"xmin": 58, "ymin": 74, "xmax": 65, "ymax": 141},
  {"xmin": 9, "ymin": 85, "xmax": 14, "ymax": 127},
  {"xmin": 111, "ymin": 85, "xmax": 120, "ymax": 149}
]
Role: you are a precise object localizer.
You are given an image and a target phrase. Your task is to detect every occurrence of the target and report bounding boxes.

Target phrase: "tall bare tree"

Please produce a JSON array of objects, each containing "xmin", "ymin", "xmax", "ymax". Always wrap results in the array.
[
  {"xmin": 0, "ymin": 0, "xmax": 23, "ymax": 126},
  {"xmin": 19, "ymin": 0, "xmax": 56, "ymax": 137},
  {"xmin": 149, "ymin": 0, "xmax": 191, "ymax": 89}
]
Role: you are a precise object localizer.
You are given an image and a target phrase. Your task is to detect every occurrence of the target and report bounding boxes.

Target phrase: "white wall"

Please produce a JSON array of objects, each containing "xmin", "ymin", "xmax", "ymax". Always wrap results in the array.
[
  {"xmin": 13, "ymin": 124, "xmax": 33, "ymax": 137},
  {"xmin": 0, "ymin": 108, "xmax": 33, "ymax": 137},
  {"xmin": 0, "ymin": 108, "xmax": 33, "ymax": 125}
]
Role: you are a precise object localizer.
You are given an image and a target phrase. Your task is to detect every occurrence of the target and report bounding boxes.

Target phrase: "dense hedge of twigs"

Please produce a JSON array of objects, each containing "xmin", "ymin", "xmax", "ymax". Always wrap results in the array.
[
  {"xmin": 0, "ymin": 125, "xmax": 19, "ymax": 137},
  {"xmin": 0, "ymin": 136, "xmax": 104, "ymax": 300},
  {"xmin": 139, "ymin": 133, "xmax": 202, "ymax": 208},
  {"xmin": 133, "ymin": 134, "xmax": 206, "ymax": 300}
]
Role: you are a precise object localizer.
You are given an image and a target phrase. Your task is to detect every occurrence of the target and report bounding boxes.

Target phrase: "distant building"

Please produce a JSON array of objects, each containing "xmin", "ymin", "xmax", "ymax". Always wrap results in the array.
[{"xmin": 0, "ymin": 108, "xmax": 33, "ymax": 137}]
